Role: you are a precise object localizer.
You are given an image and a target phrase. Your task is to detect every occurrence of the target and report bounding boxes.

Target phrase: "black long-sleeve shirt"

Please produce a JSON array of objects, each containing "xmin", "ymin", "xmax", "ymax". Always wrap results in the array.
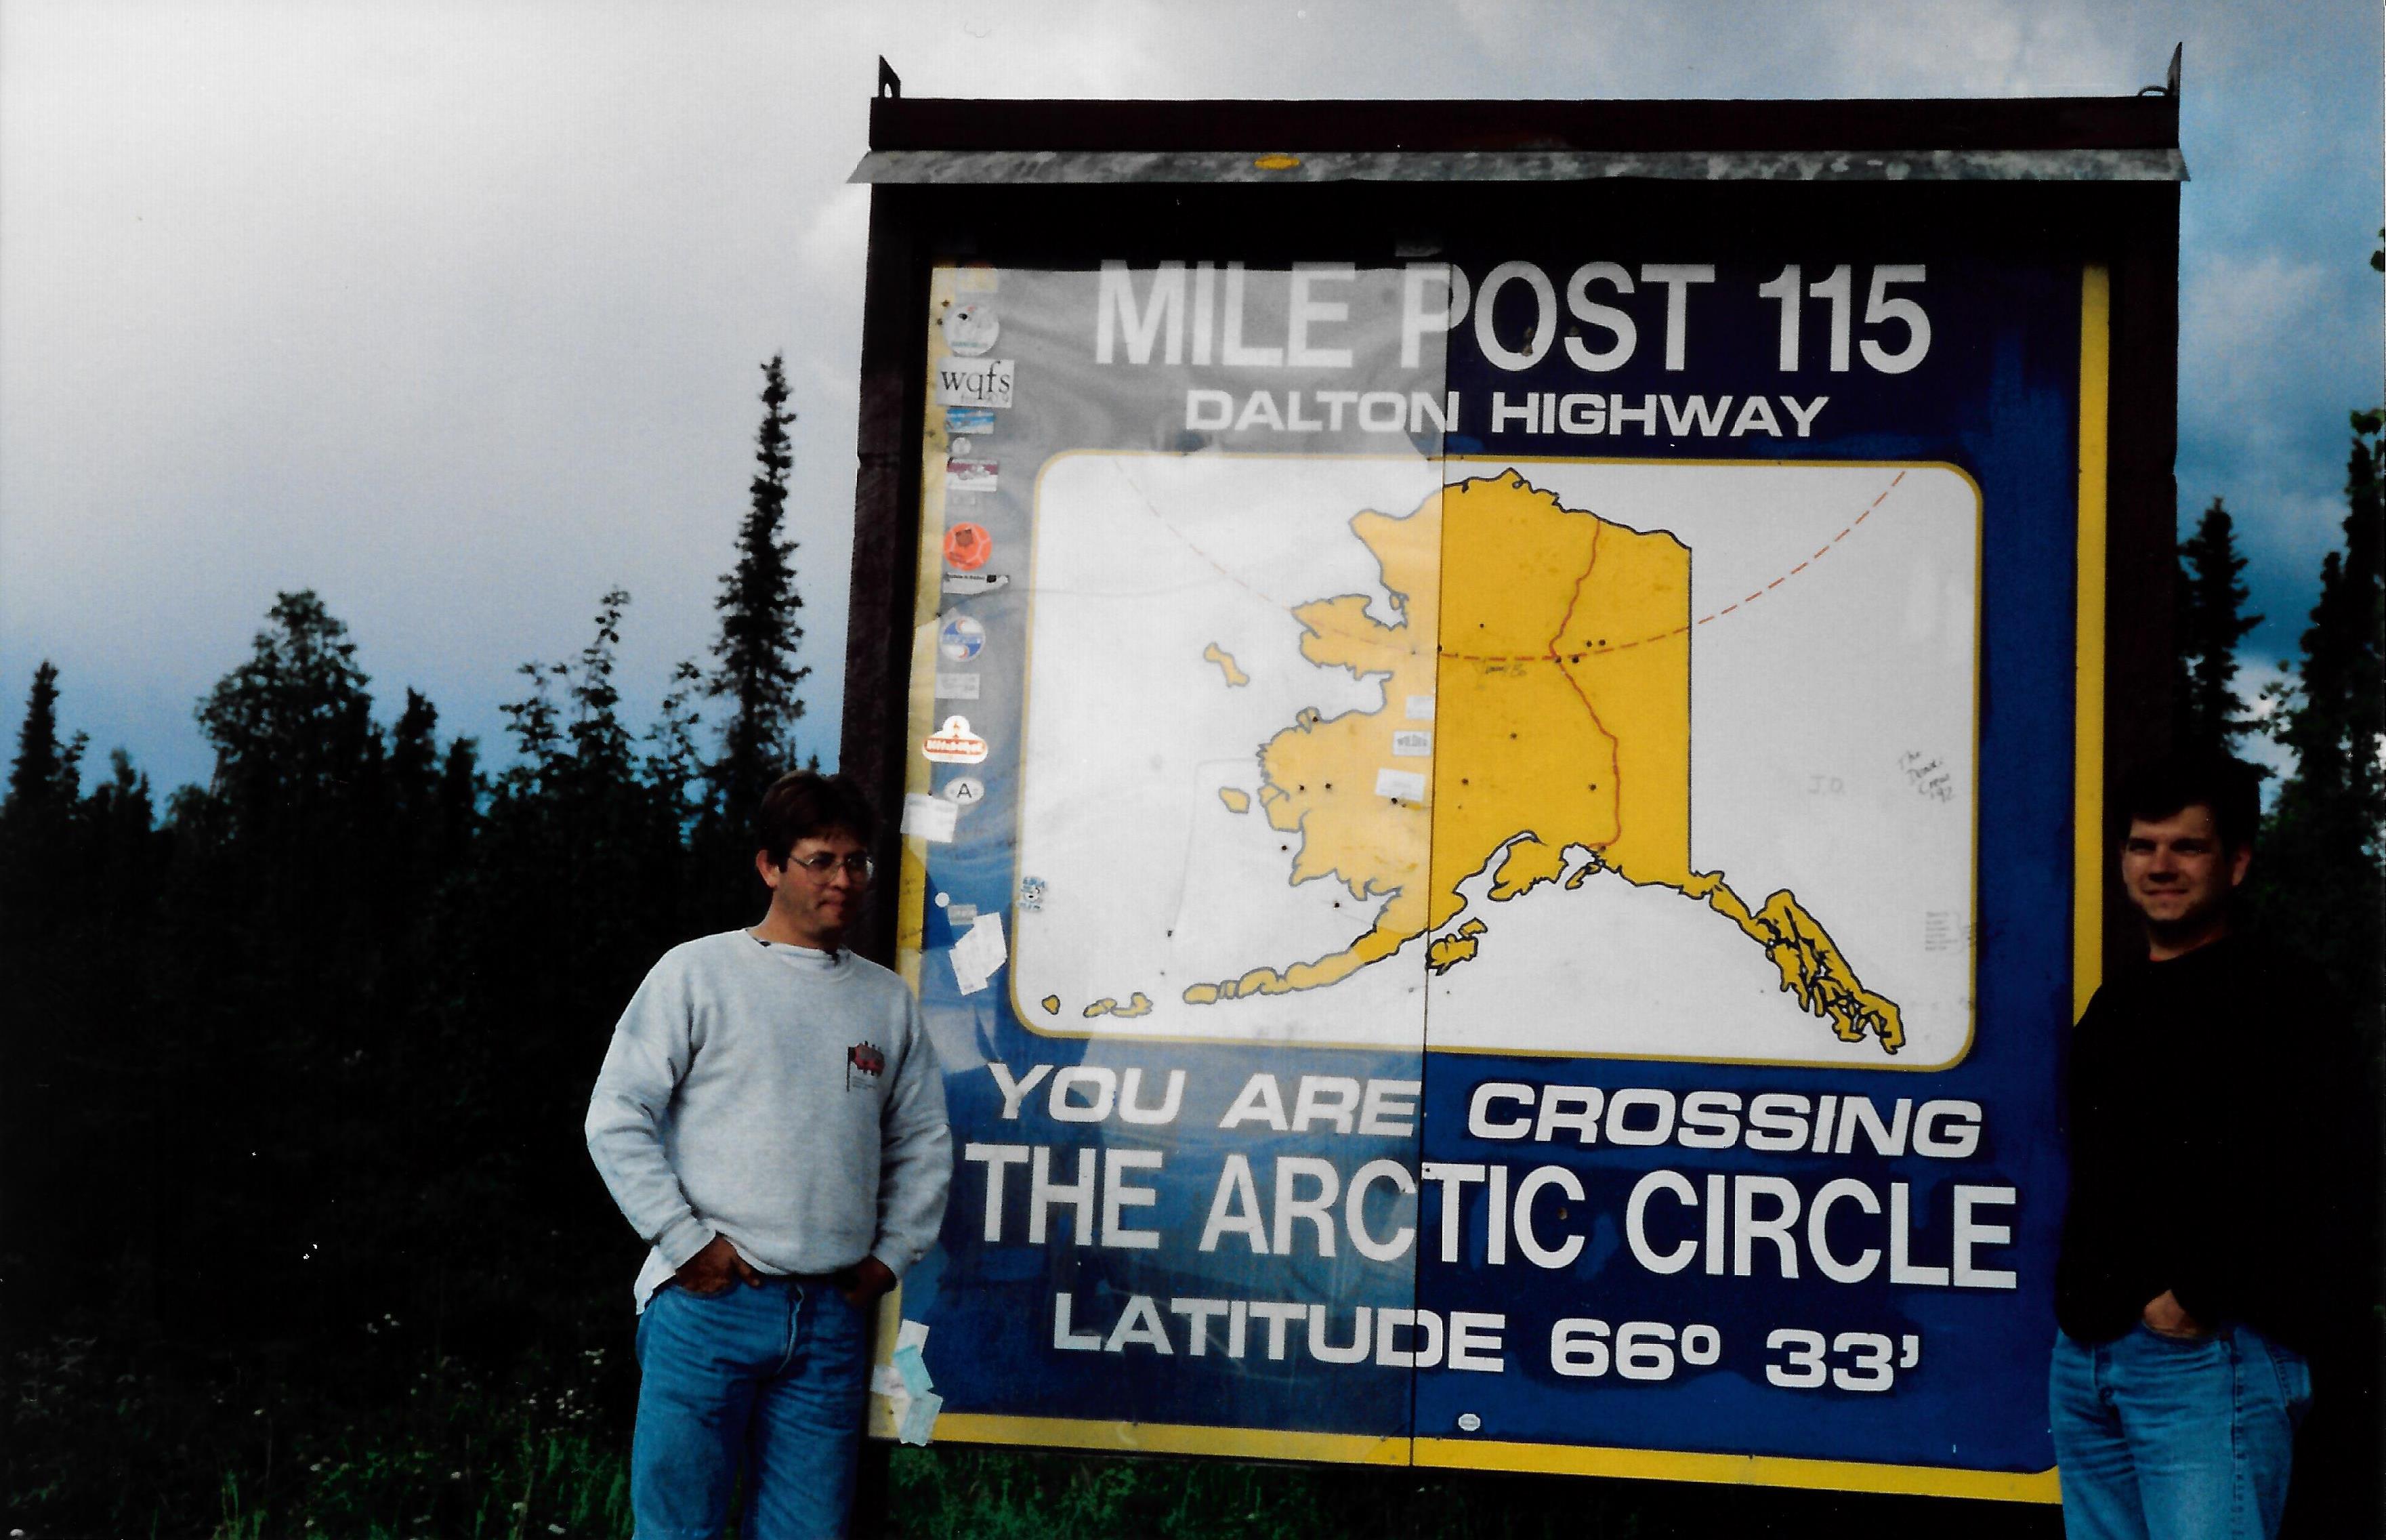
[{"xmin": 2053, "ymin": 935, "xmax": 2362, "ymax": 1352}]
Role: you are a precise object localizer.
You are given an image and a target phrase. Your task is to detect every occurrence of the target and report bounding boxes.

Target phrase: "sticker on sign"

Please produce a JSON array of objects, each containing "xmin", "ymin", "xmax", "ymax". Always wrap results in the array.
[
  {"xmin": 950, "ymin": 912, "xmax": 1007, "ymax": 995},
  {"xmin": 941, "ymin": 301, "xmax": 999, "ymax": 357},
  {"xmin": 935, "ymin": 359, "xmax": 1013, "ymax": 409},
  {"xmin": 944, "ymin": 522, "xmax": 992, "ymax": 570},
  {"xmin": 901, "ymin": 793, "xmax": 958, "ymax": 844},
  {"xmin": 938, "ymin": 616, "xmax": 984, "ymax": 662},
  {"xmin": 922, "ymin": 715, "xmax": 990, "ymax": 764},
  {"xmin": 946, "ymin": 459, "xmax": 999, "ymax": 493}
]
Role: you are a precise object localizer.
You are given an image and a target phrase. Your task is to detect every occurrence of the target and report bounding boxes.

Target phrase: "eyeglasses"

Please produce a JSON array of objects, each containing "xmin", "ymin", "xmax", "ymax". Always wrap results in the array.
[{"xmin": 789, "ymin": 850, "xmax": 875, "ymax": 881}]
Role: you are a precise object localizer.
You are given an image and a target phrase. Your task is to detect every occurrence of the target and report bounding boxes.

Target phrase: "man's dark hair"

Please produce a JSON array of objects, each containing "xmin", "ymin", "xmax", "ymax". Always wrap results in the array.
[
  {"xmin": 2115, "ymin": 752, "xmax": 2261, "ymax": 852},
  {"xmin": 754, "ymin": 770, "xmax": 879, "ymax": 866}
]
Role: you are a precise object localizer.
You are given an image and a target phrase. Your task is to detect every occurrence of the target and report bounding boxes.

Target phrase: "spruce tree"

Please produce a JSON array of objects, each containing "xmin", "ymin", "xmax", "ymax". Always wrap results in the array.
[
  {"xmin": 436, "ymin": 733, "xmax": 480, "ymax": 858},
  {"xmin": 4, "ymin": 661, "xmax": 83, "ymax": 820},
  {"xmin": 5, "ymin": 662, "xmax": 60, "ymax": 814},
  {"xmin": 2272, "ymin": 416, "xmax": 2384, "ymax": 825},
  {"xmin": 2255, "ymin": 412, "xmax": 2385, "ymax": 1020},
  {"xmin": 705, "ymin": 354, "xmax": 810, "ymax": 824},
  {"xmin": 83, "ymin": 747, "xmax": 155, "ymax": 856},
  {"xmin": 389, "ymin": 689, "xmax": 440, "ymax": 808},
  {"xmin": 2172, "ymin": 498, "xmax": 2263, "ymax": 755}
]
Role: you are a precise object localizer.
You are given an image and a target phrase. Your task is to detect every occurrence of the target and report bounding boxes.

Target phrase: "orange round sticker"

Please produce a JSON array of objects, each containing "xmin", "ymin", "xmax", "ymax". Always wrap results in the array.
[{"xmin": 943, "ymin": 522, "xmax": 992, "ymax": 571}]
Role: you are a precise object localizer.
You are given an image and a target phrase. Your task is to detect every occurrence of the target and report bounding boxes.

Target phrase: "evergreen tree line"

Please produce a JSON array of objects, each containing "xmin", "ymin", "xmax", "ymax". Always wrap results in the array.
[
  {"xmin": 0, "ymin": 356, "xmax": 814, "ymax": 1353},
  {"xmin": 0, "ymin": 347, "xmax": 2377, "ymax": 1518},
  {"xmin": 2172, "ymin": 407, "xmax": 2385, "ymax": 1024}
]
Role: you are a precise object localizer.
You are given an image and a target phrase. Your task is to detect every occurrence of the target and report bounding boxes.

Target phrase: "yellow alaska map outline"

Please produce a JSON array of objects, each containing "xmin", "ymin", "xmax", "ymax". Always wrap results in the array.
[{"xmin": 1180, "ymin": 470, "xmax": 1906, "ymax": 1056}]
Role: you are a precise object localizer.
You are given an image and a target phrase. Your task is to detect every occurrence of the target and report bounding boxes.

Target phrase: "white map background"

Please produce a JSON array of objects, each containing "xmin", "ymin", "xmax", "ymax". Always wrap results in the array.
[{"xmin": 1011, "ymin": 453, "xmax": 1980, "ymax": 1066}]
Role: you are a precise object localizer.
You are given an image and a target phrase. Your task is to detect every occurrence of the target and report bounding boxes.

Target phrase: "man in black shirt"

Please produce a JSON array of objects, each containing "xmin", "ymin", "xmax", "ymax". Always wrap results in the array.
[{"xmin": 2050, "ymin": 755, "xmax": 2353, "ymax": 1539}]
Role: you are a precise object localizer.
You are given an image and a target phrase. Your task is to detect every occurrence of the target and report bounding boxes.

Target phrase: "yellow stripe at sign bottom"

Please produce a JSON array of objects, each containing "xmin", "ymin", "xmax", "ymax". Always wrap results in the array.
[
  {"xmin": 902, "ymin": 1415, "xmax": 2061, "ymax": 1502},
  {"xmin": 1411, "ymin": 1436, "xmax": 2061, "ymax": 1503},
  {"xmin": 925, "ymin": 1413, "xmax": 1407, "ymax": 1465}
]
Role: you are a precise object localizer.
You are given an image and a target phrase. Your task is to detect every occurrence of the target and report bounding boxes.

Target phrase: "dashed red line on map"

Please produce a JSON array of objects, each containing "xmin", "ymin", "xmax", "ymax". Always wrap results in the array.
[{"xmin": 1438, "ymin": 469, "xmax": 1909, "ymax": 665}]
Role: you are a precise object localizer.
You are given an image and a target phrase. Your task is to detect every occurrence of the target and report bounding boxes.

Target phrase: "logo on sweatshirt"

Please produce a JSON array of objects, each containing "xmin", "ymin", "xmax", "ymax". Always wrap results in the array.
[{"xmin": 847, "ymin": 1041, "xmax": 886, "ymax": 1091}]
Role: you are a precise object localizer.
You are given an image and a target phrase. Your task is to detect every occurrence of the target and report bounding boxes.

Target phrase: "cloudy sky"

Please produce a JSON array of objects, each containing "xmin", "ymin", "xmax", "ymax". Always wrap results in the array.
[{"xmin": 2, "ymin": 0, "xmax": 2377, "ymax": 793}]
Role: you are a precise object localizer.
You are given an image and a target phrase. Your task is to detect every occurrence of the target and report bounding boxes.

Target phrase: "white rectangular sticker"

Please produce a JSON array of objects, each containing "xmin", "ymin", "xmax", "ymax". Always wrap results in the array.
[
  {"xmin": 1406, "ymin": 694, "xmax": 1436, "ymax": 721},
  {"xmin": 1391, "ymin": 729, "xmax": 1432, "ymax": 757},
  {"xmin": 950, "ymin": 912, "xmax": 1007, "ymax": 995},
  {"xmin": 901, "ymin": 793, "xmax": 958, "ymax": 844},
  {"xmin": 934, "ymin": 358, "xmax": 1014, "ymax": 409},
  {"xmin": 935, "ymin": 671, "xmax": 980, "ymax": 700},
  {"xmin": 1375, "ymin": 767, "xmax": 1427, "ymax": 802},
  {"xmin": 946, "ymin": 459, "xmax": 999, "ymax": 493}
]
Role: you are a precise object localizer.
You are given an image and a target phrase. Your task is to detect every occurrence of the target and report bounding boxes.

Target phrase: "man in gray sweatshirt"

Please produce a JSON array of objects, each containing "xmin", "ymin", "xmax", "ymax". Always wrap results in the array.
[{"xmin": 586, "ymin": 770, "xmax": 951, "ymax": 1540}]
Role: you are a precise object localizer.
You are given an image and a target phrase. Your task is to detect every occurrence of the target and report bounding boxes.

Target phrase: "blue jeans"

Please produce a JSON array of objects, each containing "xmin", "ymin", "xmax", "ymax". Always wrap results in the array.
[
  {"xmin": 2050, "ymin": 1323, "xmax": 2312, "ymax": 1539},
  {"xmin": 632, "ymin": 1277, "xmax": 873, "ymax": 1540}
]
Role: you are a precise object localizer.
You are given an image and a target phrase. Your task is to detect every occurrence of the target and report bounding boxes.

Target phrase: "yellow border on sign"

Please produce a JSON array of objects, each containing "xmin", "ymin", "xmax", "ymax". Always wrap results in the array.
[
  {"xmin": 909, "ymin": 1415, "xmax": 2057, "ymax": 1503},
  {"xmin": 2074, "ymin": 265, "xmax": 2110, "ymax": 1022},
  {"xmin": 1410, "ymin": 1436, "xmax": 2061, "ymax": 1502},
  {"xmin": 896, "ymin": 266, "xmax": 962, "ymax": 998},
  {"xmin": 885, "ymin": 266, "xmax": 2115, "ymax": 1505},
  {"xmin": 930, "ymin": 1413, "xmax": 1409, "ymax": 1465},
  {"xmin": 875, "ymin": 262, "xmax": 986, "ymax": 1430}
]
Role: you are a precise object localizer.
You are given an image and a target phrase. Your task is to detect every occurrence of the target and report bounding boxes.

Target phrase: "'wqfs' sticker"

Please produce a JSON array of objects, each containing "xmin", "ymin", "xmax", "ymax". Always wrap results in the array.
[
  {"xmin": 846, "ymin": 1040, "xmax": 885, "ymax": 1091},
  {"xmin": 935, "ymin": 359, "xmax": 1014, "ymax": 409},
  {"xmin": 939, "ymin": 615, "xmax": 985, "ymax": 662}
]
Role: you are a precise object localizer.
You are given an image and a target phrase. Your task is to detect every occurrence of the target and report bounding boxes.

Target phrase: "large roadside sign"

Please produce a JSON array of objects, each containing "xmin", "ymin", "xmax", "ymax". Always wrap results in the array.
[{"xmin": 841, "ymin": 89, "xmax": 2182, "ymax": 1501}]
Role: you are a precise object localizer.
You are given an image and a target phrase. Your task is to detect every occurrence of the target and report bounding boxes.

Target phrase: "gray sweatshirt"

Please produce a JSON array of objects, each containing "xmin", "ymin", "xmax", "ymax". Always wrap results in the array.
[{"xmin": 585, "ymin": 930, "xmax": 952, "ymax": 1310}]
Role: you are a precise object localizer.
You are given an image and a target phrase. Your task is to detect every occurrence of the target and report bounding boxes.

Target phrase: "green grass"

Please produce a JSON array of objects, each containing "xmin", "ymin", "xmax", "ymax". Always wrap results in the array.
[
  {"xmin": 885, "ymin": 1448, "xmax": 1478, "ymax": 1539},
  {"xmin": 7, "ymin": 1329, "xmax": 2059, "ymax": 1539},
  {"xmin": 4, "ymin": 1330, "xmax": 636, "ymax": 1539},
  {"xmin": 203, "ymin": 1421, "xmax": 629, "ymax": 1540}
]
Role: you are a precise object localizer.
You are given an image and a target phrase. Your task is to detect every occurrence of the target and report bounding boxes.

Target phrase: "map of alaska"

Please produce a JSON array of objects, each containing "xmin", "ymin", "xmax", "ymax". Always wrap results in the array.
[{"xmin": 1184, "ymin": 471, "xmax": 1906, "ymax": 1056}]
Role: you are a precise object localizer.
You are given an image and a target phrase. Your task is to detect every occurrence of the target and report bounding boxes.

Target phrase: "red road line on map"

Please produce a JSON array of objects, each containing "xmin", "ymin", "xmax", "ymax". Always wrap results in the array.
[
  {"xmin": 1437, "ymin": 469, "xmax": 1908, "ymax": 664},
  {"xmin": 1104, "ymin": 457, "xmax": 1911, "ymax": 671}
]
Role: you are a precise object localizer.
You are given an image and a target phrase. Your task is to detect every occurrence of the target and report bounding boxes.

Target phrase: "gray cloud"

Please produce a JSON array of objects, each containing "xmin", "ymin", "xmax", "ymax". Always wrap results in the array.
[{"xmin": 1, "ymin": 0, "xmax": 2375, "ymax": 792}]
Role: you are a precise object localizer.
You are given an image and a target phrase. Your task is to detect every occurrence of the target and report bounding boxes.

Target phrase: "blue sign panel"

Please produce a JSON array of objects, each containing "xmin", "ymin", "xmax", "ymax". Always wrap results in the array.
[{"xmin": 876, "ymin": 248, "xmax": 2103, "ymax": 1503}]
